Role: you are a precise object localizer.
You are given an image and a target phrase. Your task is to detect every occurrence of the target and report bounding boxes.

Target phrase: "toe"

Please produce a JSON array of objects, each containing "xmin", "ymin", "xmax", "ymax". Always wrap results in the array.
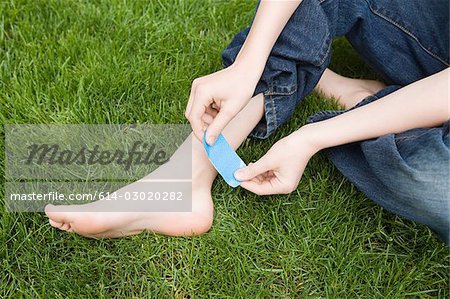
[
  {"xmin": 48, "ymin": 219, "xmax": 63, "ymax": 228},
  {"xmin": 45, "ymin": 204, "xmax": 75, "ymax": 224},
  {"xmin": 60, "ymin": 223, "xmax": 71, "ymax": 231}
]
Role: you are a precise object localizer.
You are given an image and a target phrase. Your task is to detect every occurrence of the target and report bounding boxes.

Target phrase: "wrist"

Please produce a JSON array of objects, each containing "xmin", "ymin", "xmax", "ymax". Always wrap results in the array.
[
  {"xmin": 232, "ymin": 55, "xmax": 265, "ymax": 85},
  {"xmin": 291, "ymin": 124, "xmax": 328, "ymax": 155}
]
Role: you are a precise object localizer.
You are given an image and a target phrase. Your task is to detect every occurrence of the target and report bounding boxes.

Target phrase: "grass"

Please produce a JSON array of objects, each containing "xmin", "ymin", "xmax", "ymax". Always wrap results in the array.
[{"xmin": 0, "ymin": 0, "xmax": 449, "ymax": 297}]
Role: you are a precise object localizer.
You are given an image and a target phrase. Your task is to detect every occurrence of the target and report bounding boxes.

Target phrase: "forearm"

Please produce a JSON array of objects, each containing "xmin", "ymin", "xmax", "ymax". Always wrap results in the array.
[
  {"xmin": 299, "ymin": 68, "xmax": 450, "ymax": 151},
  {"xmin": 234, "ymin": 0, "xmax": 302, "ymax": 83}
]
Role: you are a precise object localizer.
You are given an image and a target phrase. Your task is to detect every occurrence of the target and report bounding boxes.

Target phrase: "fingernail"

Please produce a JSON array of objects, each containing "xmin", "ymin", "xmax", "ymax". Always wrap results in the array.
[
  {"xmin": 44, "ymin": 204, "xmax": 54, "ymax": 213},
  {"xmin": 207, "ymin": 135, "xmax": 216, "ymax": 145},
  {"xmin": 234, "ymin": 169, "xmax": 243, "ymax": 180}
]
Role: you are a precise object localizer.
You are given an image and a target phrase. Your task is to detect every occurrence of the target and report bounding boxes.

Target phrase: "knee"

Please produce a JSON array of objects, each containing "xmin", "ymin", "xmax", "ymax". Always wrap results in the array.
[
  {"xmin": 421, "ymin": 195, "xmax": 450, "ymax": 244},
  {"xmin": 394, "ymin": 180, "xmax": 449, "ymax": 243}
]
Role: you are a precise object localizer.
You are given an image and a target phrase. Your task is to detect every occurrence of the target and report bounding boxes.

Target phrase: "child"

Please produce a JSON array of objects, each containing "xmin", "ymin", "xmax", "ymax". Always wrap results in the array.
[{"xmin": 47, "ymin": 0, "xmax": 449, "ymax": 244}]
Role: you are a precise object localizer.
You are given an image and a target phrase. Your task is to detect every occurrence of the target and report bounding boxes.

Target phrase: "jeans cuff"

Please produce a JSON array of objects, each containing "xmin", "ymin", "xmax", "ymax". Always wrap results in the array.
[{"xmin": 250, "ymin": 85, "xmax": 298, "ymax": 139}]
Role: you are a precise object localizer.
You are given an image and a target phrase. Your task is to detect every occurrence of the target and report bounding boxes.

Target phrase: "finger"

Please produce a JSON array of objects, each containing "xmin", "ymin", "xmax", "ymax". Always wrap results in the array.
[
  {"xmin": 185, "ymin": 80, "xmax": 198, "ymax": 118},
  {"xmin": 253, "ymin": 176, "xmax": 262, "ymax": 184},
  {"xmin": 256, "ymin": 174, "xmax": 269, "ymax": 184},
  {"xmin": 190, "ymin": 113, "xmax": 206, "ymax": 141},
  {"xmin": 250, "ymin": 173, "xmax": 264, "ymax": 184},
  {"xmin": 251, "ymin": 164, "xmax": 267, "ymax": 183},
  {"xmin": 185, "ymin": 96, "xmax": 193, "ymax": 119},
  {"xmin": 201, "ymin": 113, "xmax": 214, "ymax": 125},
  {"xmin": 211, "ymin": 102, "xmax": 220, "ymax": 110},
  {"xmin": 205, "ymin": 105, "xmax": 218, "ymax": 118},
  {"xmin": 205, "ymin": 109, "xmax": 233, "ymax": 145},
  {"xmin": 234, "ymin": 155, "xmax": 273, "ymax": 181},
  {"xmin": 189, "ymin": 89, "xmax": 211, "ymax": 141},
  {"xmin": 240, "ymin": 180, "xmax": 278, "ymax": 196},
  {"xmin": 264, "ymin": 170, "xmax": 275, "ymax": 180}
]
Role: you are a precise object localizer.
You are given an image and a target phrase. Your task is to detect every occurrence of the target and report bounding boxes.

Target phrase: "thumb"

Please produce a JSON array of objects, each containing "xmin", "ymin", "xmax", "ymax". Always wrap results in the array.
[
  {"xmin": 205, "ymin": 109, "xmax": 233, "ymax": 145},
  {"xmin": 234, "ymin": 158, "xmax": 272, "ymax": 181}
]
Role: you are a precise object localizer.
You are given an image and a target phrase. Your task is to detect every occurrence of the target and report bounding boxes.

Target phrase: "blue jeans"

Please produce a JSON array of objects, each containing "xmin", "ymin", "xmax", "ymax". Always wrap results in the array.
[{"xmin": 222, "ymin": 0, "xmax": 450, "ymax": 244}]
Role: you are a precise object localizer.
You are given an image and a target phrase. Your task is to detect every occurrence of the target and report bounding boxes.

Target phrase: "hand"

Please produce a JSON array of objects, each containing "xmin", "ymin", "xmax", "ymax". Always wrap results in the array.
[
  {"xmin": 234, "ymin": 127, "xmax": 320, "ymax": 195},
  {"xmin": 185, "ymin": 63, "xmax": 258, "ymax": 145}
]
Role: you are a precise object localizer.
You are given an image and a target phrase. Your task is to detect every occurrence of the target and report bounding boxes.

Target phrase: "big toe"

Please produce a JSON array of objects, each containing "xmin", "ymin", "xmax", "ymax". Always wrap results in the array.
[
  {"xmin": 45, "ymin": 204, "xmax": 75, "ymax": 224},
  {"xmin": 44, "ymin": 204, "xmax": 110, "ymax": 237}
]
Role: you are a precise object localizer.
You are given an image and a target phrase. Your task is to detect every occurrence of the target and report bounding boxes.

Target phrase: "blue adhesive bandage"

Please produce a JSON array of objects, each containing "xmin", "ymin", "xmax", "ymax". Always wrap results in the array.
[{"xmin": 203, "ymin": 133, "xmax": 245, "ymax": 188}]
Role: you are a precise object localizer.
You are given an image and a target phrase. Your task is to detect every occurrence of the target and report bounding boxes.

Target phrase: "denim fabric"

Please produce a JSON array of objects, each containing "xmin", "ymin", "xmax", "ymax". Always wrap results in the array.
[
  {"xmin": 307, "ymin": 88, "xmax": 450, "ymax": 244},
  {"xmin": 223, "ymin": 0, "xmax": 333, "ymax": 138},
  {"xmin": 222, "ymin": 0, "xmax": 450, "ymax": 243},
  {"xmin": 222, "ymin": 0, "xmax": 449, "ymax": 138}
]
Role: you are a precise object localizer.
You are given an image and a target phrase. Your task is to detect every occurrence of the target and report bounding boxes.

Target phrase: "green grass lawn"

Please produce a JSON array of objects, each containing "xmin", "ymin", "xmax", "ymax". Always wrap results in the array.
[{"xmin": 1, "ymin": 0, "xmax": 449, "ymax": 297}]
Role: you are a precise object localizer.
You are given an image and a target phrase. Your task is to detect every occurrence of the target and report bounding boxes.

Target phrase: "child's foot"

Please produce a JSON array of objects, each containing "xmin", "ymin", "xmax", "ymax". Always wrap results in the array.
[
  {"xmin": 45, "ymin": 136, "xmax": 216, "ymax": 238},
  {"xmin": 45, "ymin": 187, "xmax": 214, "ymax": 238},
  {"xmin": 315, "ymin": 69, "xmax": 386, "ymax": 109},
  {"xmin": 45, "ymin": 94, "xmax": 265, "ymax": 238}
]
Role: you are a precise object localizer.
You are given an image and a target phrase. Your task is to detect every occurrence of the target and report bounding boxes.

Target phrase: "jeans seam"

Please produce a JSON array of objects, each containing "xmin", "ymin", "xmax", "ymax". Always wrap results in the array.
[
  {"xmin": 265, "ymin": 85, "xmax": 297, "ymax": 96},
  {"xmin": 251, "ymin": 91, "xmax": 278, "ymax": 139},
  {"xmin": 364, "ymin": 0, "xmax": 449, "ymax": 67},
  {"xmin": 395, "ymin": 131, "xmax": 430, "ymax": 142},
  {"xmin": 317, "ymin": 34, "xmax": 332, "ymax": 66},
  {"xmin": 266, "ymin": 92, "xmax": 278, "ymax": 131},
  {"xmin": 264, "ymin": 90, "xmax": 277, "ymax": 133}
]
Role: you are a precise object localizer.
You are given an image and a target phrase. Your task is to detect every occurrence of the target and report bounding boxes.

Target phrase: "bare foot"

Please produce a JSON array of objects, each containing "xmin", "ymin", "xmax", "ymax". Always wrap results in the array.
[
  {"xmin": 45, "ymin": 94, "xmax": 265, "ymax": 238},
  {"xmin": 315, "ymin": 69, "xmax": 386, "ymax": 109},
  {"xmin": 45, "ymin": 188, "xmax": 214, "ymax": 238},
  {"xmin": 45, "ymin": 138, "xmax": 216, "ymax": 238}
]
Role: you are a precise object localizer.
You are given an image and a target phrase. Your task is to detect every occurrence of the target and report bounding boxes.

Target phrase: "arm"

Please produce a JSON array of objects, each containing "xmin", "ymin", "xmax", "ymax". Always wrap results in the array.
[
  {"xmin": 235, "ymin": 68, "xmax": 450, "ymax": 195},
  {"xmin": 234, "ymin": 0, "xmax": 303, "ymax": 81},
  {"xmin": 186, "ymin": 1, "xmax": 302, "ymax": 145},
  {"xmin": 302, "ymin": 68, "xmax": 450, "ymax": 149}
]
